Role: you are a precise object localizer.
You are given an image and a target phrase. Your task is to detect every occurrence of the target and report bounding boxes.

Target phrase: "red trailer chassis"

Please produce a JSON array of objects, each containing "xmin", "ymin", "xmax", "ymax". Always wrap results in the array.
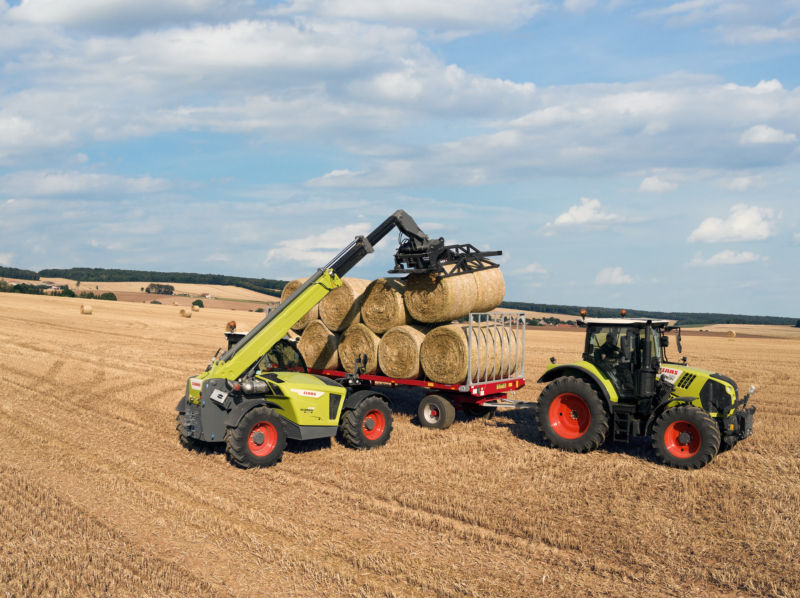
[{"xmin": 308, "ymin": 367, "xmax": 526, "ymax": 429}]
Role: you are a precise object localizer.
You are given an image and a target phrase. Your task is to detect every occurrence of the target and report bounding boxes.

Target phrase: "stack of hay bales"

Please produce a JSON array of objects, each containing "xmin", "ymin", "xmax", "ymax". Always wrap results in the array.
[{"xmin": 287, "ymin": 268, "xmax": 517, "ymax": 383}]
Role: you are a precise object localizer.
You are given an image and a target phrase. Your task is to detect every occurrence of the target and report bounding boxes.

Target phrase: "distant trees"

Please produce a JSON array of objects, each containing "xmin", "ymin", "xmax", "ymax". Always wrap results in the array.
[
  {"xmin": 192, "ymin": 299, "xmax": 204, "ymax": 308},
  {"xmin": 146, "ymin": 283, "xmax": 175, "ymax": 295},
  {"xmin": 98, "ymin": 292, "xmax": 117, "ymax": 301},
  {"xmin": 0, "ymin": 267, "xmax": 39, "ymax": 280}
]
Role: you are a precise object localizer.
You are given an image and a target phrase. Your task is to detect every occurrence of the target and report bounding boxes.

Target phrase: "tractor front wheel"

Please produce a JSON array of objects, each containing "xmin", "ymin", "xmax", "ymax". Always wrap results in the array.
[
  {"xmin": 225, "ymin": 406, "xmax": 287, "ymax": 469},
  {"xmin": 340, "ymin": 396, "xmax": 393, "ymax": 449},
  {"xmin": 537, "ymin": 376, "xmax": 609, "ymax": 452},
  {"xmin": 417, "ymin": 394, "xmax": 456, "ymax": 429},
  {"xmin": 652, "ymin": 405, "xmax": 720, "ymax": 469}
]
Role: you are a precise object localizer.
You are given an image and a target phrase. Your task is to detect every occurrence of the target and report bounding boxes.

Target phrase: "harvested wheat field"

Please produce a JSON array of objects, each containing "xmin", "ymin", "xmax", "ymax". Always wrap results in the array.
[{"xmin": 1, "ymin": 293, "xmax": 798, "ymax": 597}]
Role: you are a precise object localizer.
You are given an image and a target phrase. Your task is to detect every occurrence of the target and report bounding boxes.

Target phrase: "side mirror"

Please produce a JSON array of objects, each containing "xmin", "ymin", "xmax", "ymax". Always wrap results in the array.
[{"xmin": 677, "ymin": 329, "xmax": 683, "ymax": 353}]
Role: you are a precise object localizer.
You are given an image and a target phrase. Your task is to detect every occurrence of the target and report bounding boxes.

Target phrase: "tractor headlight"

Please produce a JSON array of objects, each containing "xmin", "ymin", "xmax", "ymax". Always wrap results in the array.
[{"xmin": 747, "ymin": 384, "xmax": 756, "ymax": 397}]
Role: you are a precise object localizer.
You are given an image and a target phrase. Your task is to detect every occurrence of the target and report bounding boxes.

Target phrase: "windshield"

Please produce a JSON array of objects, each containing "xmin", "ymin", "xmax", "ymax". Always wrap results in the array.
[{"xmin": 258, "ymin": 339, "xmax": 307, "ymax": 373}]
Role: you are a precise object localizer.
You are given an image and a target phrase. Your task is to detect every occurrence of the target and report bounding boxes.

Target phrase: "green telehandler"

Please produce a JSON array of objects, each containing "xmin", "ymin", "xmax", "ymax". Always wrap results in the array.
[
  {"xmin": 175, "ymin": 210, "xmax": 500, "ymax": 468},
  {"xmin": 536, "ymin": 315, "xmax": 756, "ymax": 469}
]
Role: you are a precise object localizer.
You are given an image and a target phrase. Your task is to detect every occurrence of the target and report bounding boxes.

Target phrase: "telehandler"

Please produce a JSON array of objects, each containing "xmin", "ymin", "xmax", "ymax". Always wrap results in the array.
[
  {"xmin": 176, "ymin": 210, "xmax": 500, "ymax": 468},
  {"xmin": 537, "ymin": 314, "xmax": 756, "ymax": 469}
]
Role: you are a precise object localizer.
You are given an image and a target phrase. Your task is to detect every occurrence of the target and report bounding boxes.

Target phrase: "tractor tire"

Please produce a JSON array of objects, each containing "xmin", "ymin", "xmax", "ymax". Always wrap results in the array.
[
  {"xmin": 652, "ymin": 405, "xmax": 720, "ymax": 469},
  {"xmin": 176, "ymin": 413, "xmax": 200, "ymax": 451},
  {"xmin": 340, "ymin": 395, "xmax": 393, "ymax": 449},
  {"xmin": 536, "ymin": 376, "xmax": 609, "ymax": 453},
  {"xmin": 418, "ymin": 394, "xmax": 457, "ymax": 429},
  {"xmin": 225, "ymin": 406, "xmax": 287, "ymax": 469}
]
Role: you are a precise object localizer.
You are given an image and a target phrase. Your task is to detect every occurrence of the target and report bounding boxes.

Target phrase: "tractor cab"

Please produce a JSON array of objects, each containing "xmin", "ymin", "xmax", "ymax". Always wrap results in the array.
[{"xmin": 581, "ymin": 318, "xmax": 672, "ymax": 401}]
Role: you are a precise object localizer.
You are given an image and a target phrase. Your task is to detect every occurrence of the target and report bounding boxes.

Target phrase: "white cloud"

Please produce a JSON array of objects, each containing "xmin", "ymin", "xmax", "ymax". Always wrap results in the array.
[
  {"xmin": 721, "ymin": 175, "xmax": 763, "ymax": 192},
  {"xmin": 563, "ymin": 0, "xmax": 596, "ymax": 13},
  {"xmin": 0, "ymin": 252, "xmax": 13, "ymax": 266},
  {"xmin": 691, "ymin": 250, "xmax": 764, "ymax": 266},
  {"xmin": 271, "ymin": 0, "xmax": 547, "ymax": 35},
  {"xmin": 595, "ymin": 266, "xmax": 632, "ymax": 285},
  {"xmin": 515, "ymin": 262, "xmax": 547, "ymax": 274},
  {"xmin": 793, "ymin": 232, "xmax": 800, "ymax": 244},
  {"xmin": 641, "ymin": 1, "xmax": 800, "ymax": 45},
  {"xmin": 551, "ymin": 198, "xmax": 619, "ymax": 227},
  {"xmin": 639, "ymin": 175, "xmax": 677, "ymax": 192},
  {"xmin": 7, "ymin": 0, "xmax": 243, "ymax": 30},
  {"xmin": 0, "ymin": 171, "xmax": 170, "ymax": 196},
  {"xmin": 264, "ymin": 222, "xmax": 372, "ymax": 266},
  {"xmin": 740, "ymin": 124, "xmax": 797, "ymax": 145},
  {"xmin": 688, "ymin": 204, "xmax": 777, "ymax": 243},
  {"xmin": 204, "ymin": 253, "xmax": 231, "ymax": 262}
]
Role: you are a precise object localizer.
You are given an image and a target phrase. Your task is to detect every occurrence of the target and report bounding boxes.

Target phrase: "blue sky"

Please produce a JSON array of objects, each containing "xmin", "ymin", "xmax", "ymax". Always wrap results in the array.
[{"xmin": 0, "ymin": 0, "xmax": 798, "ymax": 317}]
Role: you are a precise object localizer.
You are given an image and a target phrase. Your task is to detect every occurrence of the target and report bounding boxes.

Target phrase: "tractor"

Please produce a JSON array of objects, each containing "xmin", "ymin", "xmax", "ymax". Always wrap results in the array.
[{"xmin": 536, "ymin": 315, "xmax": 756, "ymax": 469}]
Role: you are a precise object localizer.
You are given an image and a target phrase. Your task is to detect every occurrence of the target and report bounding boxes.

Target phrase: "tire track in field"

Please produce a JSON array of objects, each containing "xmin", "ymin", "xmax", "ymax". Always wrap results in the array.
[
  {"xmin": 0, "ymin": 410, "xmax": 464, "ymax": 597},
  {"xmin": 0, "ymin": 379, "xmax": 679, "ymax": 598}
]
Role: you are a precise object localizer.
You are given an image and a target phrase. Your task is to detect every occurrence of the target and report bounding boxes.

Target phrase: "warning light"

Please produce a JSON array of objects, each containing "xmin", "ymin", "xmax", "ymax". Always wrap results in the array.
[
  {"xmin": 620, "ymin": 309, "xmax": 627, "ymax": 317},
  {"xmin": 580, "ymin": 309, "xmax": 587, "ymax": 319}
]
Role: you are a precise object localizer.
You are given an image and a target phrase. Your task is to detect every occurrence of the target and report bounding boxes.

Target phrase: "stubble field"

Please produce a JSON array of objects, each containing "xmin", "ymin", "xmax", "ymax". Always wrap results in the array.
[{"xmin": 1, "ymin": 293, "xmax": 798, "ymax": 597}]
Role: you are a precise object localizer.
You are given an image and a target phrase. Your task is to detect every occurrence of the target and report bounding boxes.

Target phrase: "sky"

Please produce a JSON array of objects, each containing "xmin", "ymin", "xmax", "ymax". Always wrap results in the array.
[{"xmin": 0, "ymin": 0, "xmax": 798, "ymax": 318}]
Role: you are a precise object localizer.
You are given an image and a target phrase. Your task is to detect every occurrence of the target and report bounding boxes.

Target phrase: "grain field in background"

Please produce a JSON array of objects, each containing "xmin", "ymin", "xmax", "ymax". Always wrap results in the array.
[{"xmin": 1, "ymin": 293, "xmax": 798, "ymax": 597}]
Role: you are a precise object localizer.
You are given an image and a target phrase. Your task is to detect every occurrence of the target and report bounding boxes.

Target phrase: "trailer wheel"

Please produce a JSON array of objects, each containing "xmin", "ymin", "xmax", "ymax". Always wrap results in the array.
[
  {"xmin": 536, "ymin": 376, "xmax": 608, "ymax": 452},
  {"xmin": 418, "ymin": 394, "xmax": 456, "ymax": 429},
  {"xmin": 340, "ymin": 395, "xmax": 393, "ymax": 449},
  {"xmin": 225, "ymin": 406, "xmax": 287, "ymax": 469},
  {"xmin": 652, "ymin": 405, "xmax": 720, "ymax": 469}
]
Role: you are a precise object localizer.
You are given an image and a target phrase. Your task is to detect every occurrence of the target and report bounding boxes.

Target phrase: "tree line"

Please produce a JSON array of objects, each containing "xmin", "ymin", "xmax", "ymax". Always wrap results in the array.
[
  {"xmin": 37, "ymin": 268, "xmax": 286, "ymax": 297},
  {"xmin": 500, "ymin": 301, "xmax": 797, "ymax": 327}
]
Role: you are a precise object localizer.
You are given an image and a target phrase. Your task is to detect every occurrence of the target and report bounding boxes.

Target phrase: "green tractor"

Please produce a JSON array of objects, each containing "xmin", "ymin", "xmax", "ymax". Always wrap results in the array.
[{"xmin": 536, "ymin": 316, "xmax": 756, "ymax": 469}]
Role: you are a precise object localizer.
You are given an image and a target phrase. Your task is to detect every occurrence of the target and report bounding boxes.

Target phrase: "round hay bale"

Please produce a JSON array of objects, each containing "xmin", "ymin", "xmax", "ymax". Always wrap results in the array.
[
  {"xmin": 360, "ymin": 278, "xmax": 409, "ymax": 334},
  {"xmin": 319, "ymin": 278, "xmax": 370, "ymax": 332},
  {"xmin": 472, "ymin": 267, "xmax": 505, "ymax": 313},
  {"xmin": 420, "ymin": 323, "xmax": 482, "ymax": 385},
  {"xmin": 281, "ymin": 278, "xmax": 319, "ymax": 331},
  {"xmin": 405, "ymin": 269, "xmax": 478, "ymax": 324},
  {"xmin": 191, "ymin": 304, "xmax": 200, "ymax": 312},
  {"xmin": 179, "ymin": 308, "xmax": 192, "ymax": 318},
  {"xmin": 80, "ymin": 304, "xmax": 93, "ymax": 315},
  {"xmin": 298, "ymin": 320, "xmax": 340, "ymax": 370},
  {"xmin": 378, "ymin": 324, "xmax": 428, "ymax": 379},
  {"xmin": 338, "ymin": 323, "xmax": 380, "ymax": 375}
]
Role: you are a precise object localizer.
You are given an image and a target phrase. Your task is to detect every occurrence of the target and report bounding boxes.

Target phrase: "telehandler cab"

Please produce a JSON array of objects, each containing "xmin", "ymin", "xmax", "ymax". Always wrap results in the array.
[
  {"xmin": 175, "ymin": 210, "xmax": 500, "ymax": 468},
  {"xmin": 537, "ymin": 316, "xmax": 756, "ymax": 469}
]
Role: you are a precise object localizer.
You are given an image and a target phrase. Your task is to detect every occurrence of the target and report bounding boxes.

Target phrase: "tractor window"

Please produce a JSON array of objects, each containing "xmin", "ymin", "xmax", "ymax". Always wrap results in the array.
[
  {"xmin": 635, "ymin": 329, "xmax": 662, "ymax": 362},
  {"xmin": 258, "ymin": 339, "xmax": 307, "ymax": 373}
]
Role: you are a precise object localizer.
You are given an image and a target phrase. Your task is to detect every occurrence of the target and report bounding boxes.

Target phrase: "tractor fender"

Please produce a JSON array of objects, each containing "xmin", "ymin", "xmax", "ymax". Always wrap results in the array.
[
  {"xmin": 343, "ymin": 388, "xmax": 390, "ymax": 411},
  {"xmin": 538, "ymin": 364, "xmax": 617, "ymax": 411},
  {"xmin": 224, "ymin": 398, "xmax": 283, "ymax": 430},
  {"xmin": 175, "ymin": 395, "xmax": 186, "ymax": 413}
]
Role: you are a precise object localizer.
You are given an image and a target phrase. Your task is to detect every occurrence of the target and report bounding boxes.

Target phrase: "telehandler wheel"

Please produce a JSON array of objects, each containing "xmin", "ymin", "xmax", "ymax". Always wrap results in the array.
[
  {"xmin": 652, "ymin": 405, "xmax": 720, "ymax": 469},
  {"xmin": 418, "ymin": 394, "xmax": 456, "ymax": 429},
  {"xmin": 536, "ymin": 376, "xmax": 609, "ymax": 453},
  {"xmin": 225, "ymin": 406, "xmax": 287, "ymax": 469},
  {"xmin": 176, "ymin": 413, "xmax": 205, "ymax": 451},
  {"xmin": 340, "ymin": 395, "xmax": 393, "ymax": 449}
]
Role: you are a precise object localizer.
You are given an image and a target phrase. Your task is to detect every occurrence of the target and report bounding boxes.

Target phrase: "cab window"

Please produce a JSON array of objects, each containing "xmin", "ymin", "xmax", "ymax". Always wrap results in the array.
[{"xmin": 258, "ymin": 339, "xmax": 307, "ymax": 373}]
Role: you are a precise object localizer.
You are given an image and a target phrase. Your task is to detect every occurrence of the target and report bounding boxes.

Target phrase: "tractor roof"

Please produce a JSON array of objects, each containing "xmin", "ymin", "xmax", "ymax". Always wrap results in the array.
[{"xmin": 579, "ymin": 317, "xmax": 672, "ymax": 327}]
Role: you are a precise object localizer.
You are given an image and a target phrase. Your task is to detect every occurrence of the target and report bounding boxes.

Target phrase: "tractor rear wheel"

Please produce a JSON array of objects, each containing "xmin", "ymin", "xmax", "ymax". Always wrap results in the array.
[
  {"xmin": 340, "ymin": 395, "xmax": 393, "ymax": 449},
  {"xmin": 225, "ymin": 406, "xmax": 287, "ymax": 469},
  {"xmin": 652, "ymin": 405, "xmax": 720, "ymax": 469},
  {"xmin": 537, "ymin": 376, "xmax": 608, "ymax": 452},
  {"xmin": 417, "ymin": 394, "xmax": 457, "ymax": 429}
]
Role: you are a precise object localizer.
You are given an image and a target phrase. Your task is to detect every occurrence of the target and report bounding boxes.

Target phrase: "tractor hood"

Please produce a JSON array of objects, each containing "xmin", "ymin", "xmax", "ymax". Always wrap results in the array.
[{"xmin": 659, "ymin": 362, "xmax": 739, "ymax": 416}]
